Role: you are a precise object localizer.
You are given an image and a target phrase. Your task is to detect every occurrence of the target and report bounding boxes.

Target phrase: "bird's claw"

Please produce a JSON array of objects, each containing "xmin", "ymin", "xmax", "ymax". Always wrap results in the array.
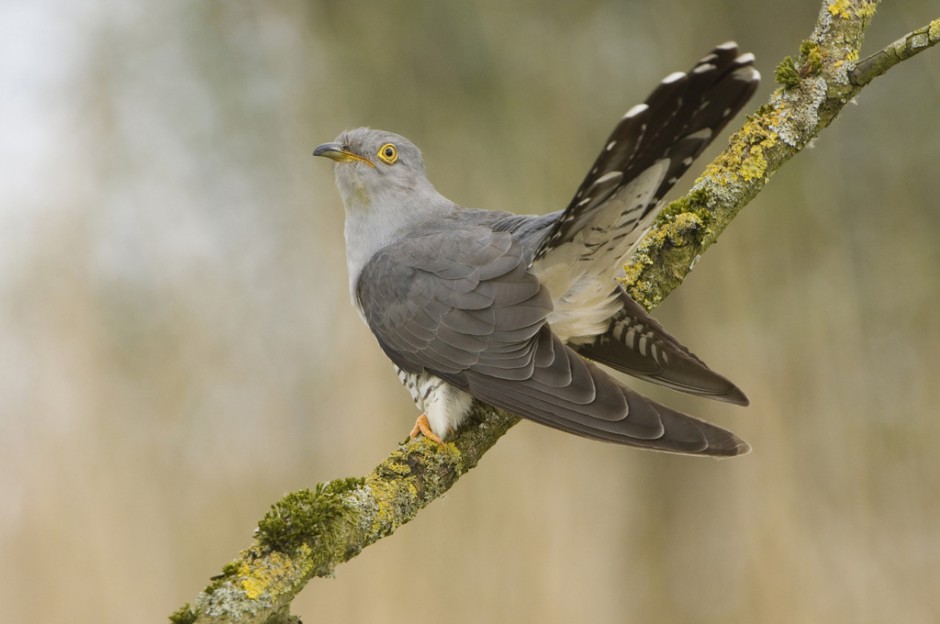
[{"xmin": 409, "ymin": 413, "xmax": 446, "ymax": 446}]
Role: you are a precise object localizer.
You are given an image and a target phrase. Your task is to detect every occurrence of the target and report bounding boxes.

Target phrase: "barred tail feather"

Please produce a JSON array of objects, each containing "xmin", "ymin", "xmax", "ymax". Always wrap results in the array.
[{"xmin": 572, "ymin": 288, "xmax": 749, "ymax": 405}]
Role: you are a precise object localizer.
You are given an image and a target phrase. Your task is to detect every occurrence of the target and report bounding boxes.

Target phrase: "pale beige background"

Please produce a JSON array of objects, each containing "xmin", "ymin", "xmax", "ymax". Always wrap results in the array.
[{"xmin": 2, "ymin": 1, "xmax": 939, "ymax": 622}]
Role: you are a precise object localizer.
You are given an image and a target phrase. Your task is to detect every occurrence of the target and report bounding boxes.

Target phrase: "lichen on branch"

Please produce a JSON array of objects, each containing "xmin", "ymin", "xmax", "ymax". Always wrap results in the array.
[{"xmin": 173, "ymin": 406, "xmax": 519, "ymax": 624}]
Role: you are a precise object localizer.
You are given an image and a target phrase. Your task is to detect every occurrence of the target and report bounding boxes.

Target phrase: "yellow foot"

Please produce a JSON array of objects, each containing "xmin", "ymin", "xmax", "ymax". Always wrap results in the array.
[{"xmin": 409, "ymin": 413, "xmax": 445, "ymax": 446}]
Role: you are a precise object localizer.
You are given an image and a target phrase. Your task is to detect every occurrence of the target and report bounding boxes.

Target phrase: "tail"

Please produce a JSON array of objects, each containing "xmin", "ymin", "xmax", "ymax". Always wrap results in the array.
[
  {"xmin": 533, "ymin": 42, "xmax": 760, "ymax": 266},
  {"xmin": 525, "ymin": 43, "xmax": 757, "ymax": 409}
]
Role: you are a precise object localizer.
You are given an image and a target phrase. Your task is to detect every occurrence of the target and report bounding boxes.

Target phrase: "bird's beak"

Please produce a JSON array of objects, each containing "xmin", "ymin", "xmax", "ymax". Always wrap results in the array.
[{"xmin": 312, "ymin": 142, "xmax": 375, "ymax": 167}]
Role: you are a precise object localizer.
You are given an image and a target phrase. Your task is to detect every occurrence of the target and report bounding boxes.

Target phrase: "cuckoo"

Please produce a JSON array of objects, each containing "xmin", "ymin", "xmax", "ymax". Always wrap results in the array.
[{"xmin": 314, "ymin": 43, "xmax": 759, "ymax": 456}]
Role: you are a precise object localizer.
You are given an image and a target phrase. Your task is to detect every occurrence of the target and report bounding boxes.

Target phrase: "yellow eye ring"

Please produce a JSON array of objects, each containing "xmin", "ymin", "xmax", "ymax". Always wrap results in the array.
[{"xmin": 377, "ymin": 143, "xmax": 398, "ymax": 164}]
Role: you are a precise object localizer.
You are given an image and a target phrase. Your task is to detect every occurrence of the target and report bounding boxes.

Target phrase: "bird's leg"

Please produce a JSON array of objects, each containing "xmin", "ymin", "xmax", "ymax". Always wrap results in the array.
[{"xmin": 409, "ymin": 413, "xmax": 445, "ymax": 446}]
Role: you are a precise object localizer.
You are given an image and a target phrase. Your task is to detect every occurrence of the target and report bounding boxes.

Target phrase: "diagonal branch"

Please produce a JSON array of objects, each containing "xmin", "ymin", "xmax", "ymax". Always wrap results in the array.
[
  {"xmin": 171, "ymin": 405, "xmax": 521, "ymax": 624},
  {"xmin": 171, "ymin": 2, "xmax": 938, "ymax": 622},
  {"xmin": 850, "ymin": 18, "xmax": 940, "ymax": 87}
]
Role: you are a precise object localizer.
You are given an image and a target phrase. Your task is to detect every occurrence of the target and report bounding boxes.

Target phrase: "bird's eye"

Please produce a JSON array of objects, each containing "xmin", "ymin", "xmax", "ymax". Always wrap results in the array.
[{"xmin": 377, "ymin": 143, "xmax": 398, "ymax": 164}]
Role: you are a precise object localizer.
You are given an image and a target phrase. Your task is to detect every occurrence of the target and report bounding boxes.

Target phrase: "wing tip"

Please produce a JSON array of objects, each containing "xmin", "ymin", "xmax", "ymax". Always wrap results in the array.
[
  {"xmin": 716, "ymin": 383, "xmax": 750, "ymax": 407},
  {"xmin": 707, "ymin": 431, "xmax": 752, "ymax": 457}
]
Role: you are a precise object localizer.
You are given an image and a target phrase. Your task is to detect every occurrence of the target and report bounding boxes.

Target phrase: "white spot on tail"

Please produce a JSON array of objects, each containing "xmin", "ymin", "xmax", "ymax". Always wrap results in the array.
[
  {"xmin": 590, "ymin": 171, "xmax": 622, "ymax": 189},
  {"xmin": 623, "ymin": 103, "xmax": 649, "ymax": 119},
  {"xmin": 686, "ymin": 128, "xmax": 713, "ymax": 141}
]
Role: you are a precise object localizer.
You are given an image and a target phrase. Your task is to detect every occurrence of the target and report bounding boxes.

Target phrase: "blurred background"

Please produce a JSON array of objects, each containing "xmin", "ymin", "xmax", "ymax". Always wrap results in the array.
[{"xmin": 2, "ymin": 1, "xmax": 939, "ymax": 622}]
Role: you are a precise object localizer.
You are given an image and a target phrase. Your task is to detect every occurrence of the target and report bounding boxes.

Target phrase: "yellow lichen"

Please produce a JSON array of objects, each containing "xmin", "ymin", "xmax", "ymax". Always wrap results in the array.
[
  {"xmin": 700, "ymin": 111, "xmax": 778, "ymax": 186},
  {"xmin": 620, "ymin": 210, "xmax": 706, "ymax": 308},
  {"xmin": 669, "ymin": 212, "xmax": 702, "ymax": 236},
  {"xmin": 738, "ymin": 145, "xmax": 768, "ymax": 181},
  {"xmin": 366, "ymin": 469, "xmax": 419, "ymax": 536},
  {"xmin": 238, "ymin": 562, "xmax": 264, "ymax": 600},
  {"xmin": 827, "ymin": 0, "xmax": 877, "ymax": 20},
  {"xmin": 827, "ymin": 0, "xmax": 853, "ymax": 18},
  {"xmin": 857, "ymin": 0, "xmax": 878, "ymax": 19},
  {"xmin": 237, "ymin": 549, "xmax": 304, "ymax": 601}
]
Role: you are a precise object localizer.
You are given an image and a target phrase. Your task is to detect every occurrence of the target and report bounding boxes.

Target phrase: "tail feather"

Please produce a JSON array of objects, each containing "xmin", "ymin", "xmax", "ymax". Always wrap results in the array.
[{"xmin": 572, "ymin": 288, "xmax": 749, "ymax": 405}]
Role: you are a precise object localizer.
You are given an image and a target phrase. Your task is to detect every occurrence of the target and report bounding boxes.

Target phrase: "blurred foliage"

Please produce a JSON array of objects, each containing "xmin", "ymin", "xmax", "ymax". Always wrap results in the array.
[{"xmin": 1, "ymin": 1, "xmax": 939, "ymax": 623}]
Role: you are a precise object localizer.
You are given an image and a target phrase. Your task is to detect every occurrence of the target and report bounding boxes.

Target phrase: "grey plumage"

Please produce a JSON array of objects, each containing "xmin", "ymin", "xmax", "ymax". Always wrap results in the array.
[{"xmin": 314, "ymin": 43, "xmax": 760, "ymax": 456}]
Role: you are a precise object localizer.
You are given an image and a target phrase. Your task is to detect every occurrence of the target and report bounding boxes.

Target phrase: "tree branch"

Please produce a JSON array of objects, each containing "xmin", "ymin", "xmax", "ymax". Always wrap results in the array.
[
  {"xmin": 171, "ymin": 405, "xmax": 520, "ymax": 624},
  {"xmin": 171, "ymin": 2, "xmax": 938, "ymax": 622},
  {"xmin": 850, "ymin": 18, "xmax": 940, "ymax": 87}
]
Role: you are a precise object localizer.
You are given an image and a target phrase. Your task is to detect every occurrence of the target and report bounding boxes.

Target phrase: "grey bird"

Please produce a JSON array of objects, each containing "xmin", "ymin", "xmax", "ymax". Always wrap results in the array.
[{"xmin": 314, "ymin": 43, "xmax": 759, "ymax": 456}]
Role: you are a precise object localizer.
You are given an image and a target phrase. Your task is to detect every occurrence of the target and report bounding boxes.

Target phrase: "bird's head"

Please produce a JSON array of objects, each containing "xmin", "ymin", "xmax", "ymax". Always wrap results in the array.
[{"xmin": 313, "ymin": 128, "xmax": 430, "ymax": 212}]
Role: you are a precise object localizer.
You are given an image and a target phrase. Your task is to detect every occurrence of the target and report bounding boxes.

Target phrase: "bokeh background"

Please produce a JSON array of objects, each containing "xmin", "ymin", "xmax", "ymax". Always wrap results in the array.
[{"xmin": 2, "ymin": 1, "xmax": 939, "ymax": 622}]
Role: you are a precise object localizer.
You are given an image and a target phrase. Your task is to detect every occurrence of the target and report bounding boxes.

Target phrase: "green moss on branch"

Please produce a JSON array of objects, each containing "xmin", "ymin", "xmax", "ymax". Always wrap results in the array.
[{"xmin": 178, "ymin": 406, "xmax": 519, "ymax": 624}]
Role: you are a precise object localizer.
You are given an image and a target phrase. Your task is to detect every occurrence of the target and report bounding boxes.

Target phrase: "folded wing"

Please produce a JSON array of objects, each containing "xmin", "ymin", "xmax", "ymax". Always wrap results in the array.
[{"xmin": 357, "ymin": 225, "xmax": 747, "ymax": 456}]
